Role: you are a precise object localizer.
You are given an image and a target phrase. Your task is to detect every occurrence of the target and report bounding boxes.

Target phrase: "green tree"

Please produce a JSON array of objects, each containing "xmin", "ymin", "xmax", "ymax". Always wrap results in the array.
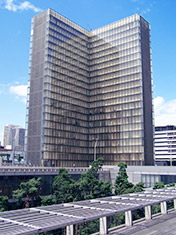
[
  {"xmin": 0, "ymin": 196, "xmax": 8, "ymax": 212},
  {"xmin": 17, "ymin": 154, "xmax": 22, "ymax": 163},
  {"xmin": 13, "ymin": 178, "xmax": 41, "ymax": 208},
  {"xmin": 153, "ymin": 182, "xmax": 164, "ymax": 189},
  {"xmin": 114, "ymin": 163, "xmax": 144, "ymax": 195},
  {"xmin": 6, "ymin": 154, "xmax": 10, "ymax": 163},
  {"xmin": 114, "ymin": 163, "xmax": 133, "ymax": 195},
  {"xmin": 166, "ymin": 183, "xmax": 175, "ymax": 187},
  {"xmin": 77, "ymin": 158, "xmax": 112, "ymax": 200},
  {"xmin": 133, "ymin": 182, "xmax": 144, "ymax": 192},
  {"xmin": 53, "ymin": 168, "xmax": 76, "ymax": 204},
  {"xmin": 41, "ymin": 195, "xmax": 55, "ymax": 206}
]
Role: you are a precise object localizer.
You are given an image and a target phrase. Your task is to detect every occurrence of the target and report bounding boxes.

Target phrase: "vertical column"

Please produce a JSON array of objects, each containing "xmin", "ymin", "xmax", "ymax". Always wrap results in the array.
[
  {"xmin": 125, "ymin": 210, "xmax": 132, "ymax": 226},
  {"xmin": 174, "ymin": 199, "xmax": 176, "ymax": 209},
  {"xmin": 161, "ymin": 201, "xmax": 167, "ymax": 214},
  {"xmin": 99, "ymin": 216, "xmax": 108, "ymax": 235},
  {"xmin": 66, "ymin": 224, "xmax": 75, "ymax": 235},
  {"xmin": 145, "ymin": 205, "xmax": 152, "ymax": 220}
]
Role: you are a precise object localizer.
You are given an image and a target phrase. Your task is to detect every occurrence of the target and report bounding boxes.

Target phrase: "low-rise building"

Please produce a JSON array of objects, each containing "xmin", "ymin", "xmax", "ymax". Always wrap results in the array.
[{"xmin": 155, "ymin": 125, "xmax": 176, "ymax": 166}]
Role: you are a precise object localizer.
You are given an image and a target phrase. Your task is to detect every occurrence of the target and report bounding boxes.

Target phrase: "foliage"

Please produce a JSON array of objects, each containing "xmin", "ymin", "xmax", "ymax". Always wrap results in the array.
[
  {"xmin": 114, "ymin": 163, "xmax": 133, "ymax": 195},
  {"xmin": 0, "ymin": 196, "xmax": 8, "ymax": 212},
  {"xmin": 77, "ymin": 220, "xmax": 99, "ymax": 235},
  {"xmin": 133, "ymin": 182, "xmax": 145, "ymax": 192},
  {"xmin": 41, "ymin": 195, "xmax": 55, "ymax": 206},
  {"xmin": 6, "ymin": 154, "xmax": 10, "ymax": 162},
  {"xmin": 153, "ymin": 182, "xmax": 165, "ymax": 189},
  {"xmin": 53, "ymin": 168, "xmax": 76, "ymax": 204},
  {"xmin": 108, "ymin": 213, "xmax": 125, "ymax": 229},
  {"xmin": 152, "ymin": 204, "xmax": 161, "ymax": 214},
  {"xmin": 17, "ymin": 154, "xmax": 22, "ymax": 163},
  {"xmin": 76, "ymin": 158, "xmax": 112, "ymax": 200},
  {"xmin": 132, "ymin": 208, "xmax": 145, "ymax": 221},
  {"xmin": 114, "ymin": 163, "xmax": 144, "ymax": 195},
  {"xmin": 167, "ymin": 200, "xmax": 174, "ymax": 210},
  {"xmin": 167, "ymin": 183, "xmax": 175, "ymax": 187},
  {"xmin": 13, "ymin": 178, "xmax": 41, "ymax": 208}
]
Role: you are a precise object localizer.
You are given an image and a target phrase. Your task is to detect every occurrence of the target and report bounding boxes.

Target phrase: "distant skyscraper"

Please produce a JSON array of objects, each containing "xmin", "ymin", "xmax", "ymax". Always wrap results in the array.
[
  {"xmin": 26, "ymin": 9, "xmax": 154, "ymax": 167},
  {"xmin": 4, "ymin": 125, "xmax": 25, "ymax": 151}
]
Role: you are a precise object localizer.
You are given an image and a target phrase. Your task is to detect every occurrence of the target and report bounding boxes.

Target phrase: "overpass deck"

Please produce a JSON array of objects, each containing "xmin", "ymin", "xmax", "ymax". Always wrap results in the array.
[
  {"xmin": 0, "ymin": 187, "xmax": 176, "ymax": 234},
  {"xmin": 110, "ymin": 210, "xmax": 176, "ymax": 235}
]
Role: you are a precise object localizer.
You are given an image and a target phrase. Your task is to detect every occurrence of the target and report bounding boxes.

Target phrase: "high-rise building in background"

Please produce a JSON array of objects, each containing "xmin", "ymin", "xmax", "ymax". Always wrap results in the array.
[
  {"xmin": 3, "ymin": 125, "xmax": 25, "ymax": 151},
  {"xmin": 155, "ymin": 126, "xmax": 176, "ymax": 166},
  {"xmin": 26, "ymin": 9, "xmax": 154, "ymax": 167}
]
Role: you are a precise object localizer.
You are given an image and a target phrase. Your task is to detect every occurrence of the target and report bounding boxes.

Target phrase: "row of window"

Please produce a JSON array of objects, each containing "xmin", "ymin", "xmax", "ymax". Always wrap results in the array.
[
  {"xmin": 90, "ymin": 115, "xmax": 142, "ymax": 124},
  {"xmin": 44, "ymin": 139, "xmax": 88, "ymax": 148},
  {"xmin": 44, "ymin": 110, "xmax": 88, "ymax": 122},
  {"xmin": 91, "ymin": 66, "xmax": 141, "ymax": 80},
  {"xmin": 90, "ymin": 38, "xmax": 140, "ymax": 57},
  {"xmin": 43, "ymin": 81, "xmax": 141, "ymax": 102},
  {"xmin": 44, "ymin": 93, "xmax": 89, "ymax": 108},
  {"xmin": 49, "ymin": 12, "xmax": 88, "ymax": 37},
  {"xmin": 44, "ymin": 87, "xmax": 89, "ymax": 103},
  {"xmin": 90, "ymin": 32, "xmax": 139, "ymax": 52},
  {"xmin": 90, "ymin": 96, "xmax": 142, "ymax": 108},
  {"xmin": 48, "ymin": 35, "xmax": 88, "ymax": 59},
  {"xmin": 47, "ymin": 60, "xmax": 89, "ymax": 77},
  {"xmin": 90, "ymin": 45, "xmax": 140, "ymax": 60},
  {"xmin": 48, "ymin": 25, "xmax": 88, "ymax": 49},
  {"xmin": 47, "ymin": 52, "xmax": 89, "ymax": 71},
  {"xmin": 90, "ymin": 51, "xmax": 141, "ymax": 67},
  {"xmin": 45, "ymin": 69, "xmax": 88, "ymax": 85},
  {"xmin": 44, "ymin": 75, "xmax": 89, "ymax": 91},
  {"xmin": 91, "ymin": 59, "xmax": 141, "ymax": 76},
  {"xmin": 92, "ymin": 16, "xmax": 140, "ymax": 38},
  {"xmin": 91, "ymin": 55, "xmax": 141, "ymax": 72},
  {"xmin": 48, "ymin": 44, "xmax": 88, "ymax": 65},
  {"xmin": 43, "ymin": 99, "xmax": 88, "ymax": 113},
  {"xmin": 91, "ymin": 94, "xmax": 142, "ymax": 106},
  {"xmin": 90, "ymin": 79, "xmax": 141, "ymax": 96},
  {"xmin": 48, "ymin": 33, "xmax": 89, "ymax": 57},
  {"xmin": 91, "ymin": 26, "xmax": 140, "ymax": 47},
  {"xmin": 90, "ymin": 73, "xmax": 141, "ymax": 90}
]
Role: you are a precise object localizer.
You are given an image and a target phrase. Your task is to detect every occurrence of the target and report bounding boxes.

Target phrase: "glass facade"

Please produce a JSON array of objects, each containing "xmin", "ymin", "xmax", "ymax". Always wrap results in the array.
[{"xmin": 26, "ymin": 9, "xmax": 153, "ymax": 167}]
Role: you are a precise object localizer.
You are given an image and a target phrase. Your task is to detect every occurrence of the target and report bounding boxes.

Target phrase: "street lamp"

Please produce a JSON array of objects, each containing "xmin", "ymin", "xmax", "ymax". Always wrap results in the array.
[{"xmin": 94, "ymin": 137, "xmax": 98, "ymax": 162}]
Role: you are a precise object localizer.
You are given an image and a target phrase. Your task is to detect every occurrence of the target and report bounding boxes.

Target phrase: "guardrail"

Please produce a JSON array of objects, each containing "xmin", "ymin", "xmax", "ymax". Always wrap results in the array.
[{"xmin": 0, "ymin": 166, "xmax": 90, "ymax": 175}]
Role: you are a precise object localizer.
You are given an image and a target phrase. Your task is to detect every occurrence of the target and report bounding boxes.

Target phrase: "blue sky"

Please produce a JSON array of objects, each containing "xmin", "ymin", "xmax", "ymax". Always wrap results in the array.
[{"xmin": 0, "ymin": 0, "xmax": 176, "ymax": 144}]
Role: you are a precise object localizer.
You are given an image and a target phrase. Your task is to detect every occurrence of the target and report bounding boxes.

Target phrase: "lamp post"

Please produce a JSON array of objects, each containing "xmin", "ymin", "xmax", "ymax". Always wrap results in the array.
[{"xmin": 94, "ymin": 137, "xmax": 98, "ymax": 162}]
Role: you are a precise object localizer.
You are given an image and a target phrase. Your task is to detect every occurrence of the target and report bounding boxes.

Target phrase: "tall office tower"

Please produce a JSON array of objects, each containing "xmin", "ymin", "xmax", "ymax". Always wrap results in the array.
[
  {"xmin": 155, "ymin": 126, "xmax": 176, "ymax": 166},
  {"xmin": 26, "ymin": 9, "xmax": 153, "ymax": 167},
  {"xmin": 3, "ymin": 125, "xmax": 25, "ymax": 151},
  {"xmin": 14, "ymin": 128, "xmax": 25, "ymax": 151}
]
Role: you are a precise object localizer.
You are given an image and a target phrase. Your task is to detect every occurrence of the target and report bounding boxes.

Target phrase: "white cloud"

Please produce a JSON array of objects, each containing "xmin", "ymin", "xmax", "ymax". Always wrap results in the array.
[
  {"xmin": 9, "ymin": 84, "xmax": 27, "ymax": 103},
  {"xmin": 141, "ymin": 7, "xmax": 151, "ymax": 15},
  {"xmin": 0, "ymin": 130, "xmax": 3, "ymax": 145},
  {"xmin": 10, "ymin": 84, "xmax": 27, "ymax": 96},
  {"xmin": 131, "ymin": 0, "xmax": 154, "ymax": 15},
  {"xmin": 3, "ymin": 0, "xmax": 41, "ymax": 12},
  {"xmin": 131, "ymin": 0, "xmax": 145, "ymax": 4},
  {"xmin": 154, "ymin": 96, "xmax": 176, "ymax": 126}
]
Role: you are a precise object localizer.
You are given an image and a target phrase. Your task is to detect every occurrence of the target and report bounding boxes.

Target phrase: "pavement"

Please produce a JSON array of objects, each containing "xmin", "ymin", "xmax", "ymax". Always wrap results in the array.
[{"xmin": 109, "ymin": 211, "xmax": 176, "ymax": 235}]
